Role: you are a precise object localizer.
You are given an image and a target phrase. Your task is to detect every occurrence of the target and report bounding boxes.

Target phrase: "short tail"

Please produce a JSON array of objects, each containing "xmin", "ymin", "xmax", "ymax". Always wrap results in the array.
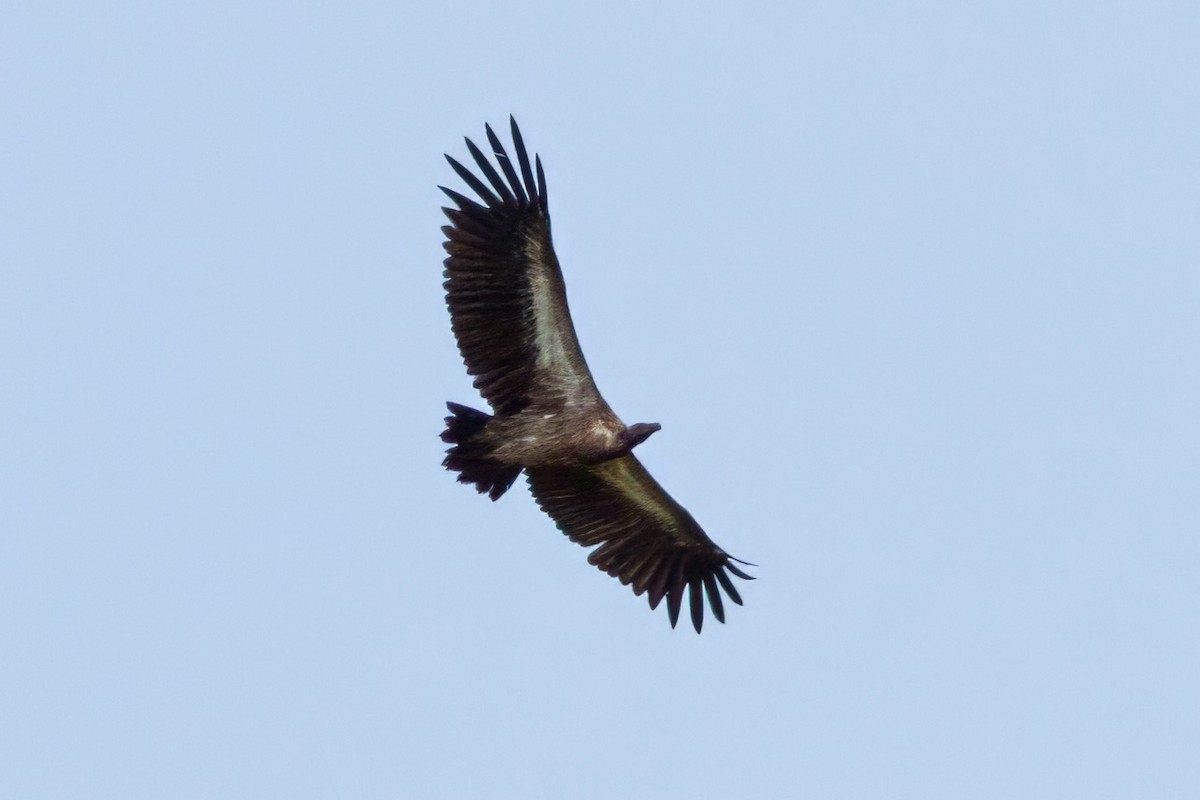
[{"xmin": 440, "ymin": 402, "xmax": 521, "ymax": 501}]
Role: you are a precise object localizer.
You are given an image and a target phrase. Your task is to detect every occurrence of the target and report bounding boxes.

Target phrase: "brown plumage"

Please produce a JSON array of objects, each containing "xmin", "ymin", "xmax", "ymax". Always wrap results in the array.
[{"xmin": 439, "ymin": 117, "xmax": 753, "ymax": 632}]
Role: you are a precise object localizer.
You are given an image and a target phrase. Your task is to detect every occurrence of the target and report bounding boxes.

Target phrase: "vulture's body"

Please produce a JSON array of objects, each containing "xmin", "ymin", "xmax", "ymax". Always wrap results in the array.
[{"xmin": 439, "ymin": 118, "xmax": 752, "ymax": 632}]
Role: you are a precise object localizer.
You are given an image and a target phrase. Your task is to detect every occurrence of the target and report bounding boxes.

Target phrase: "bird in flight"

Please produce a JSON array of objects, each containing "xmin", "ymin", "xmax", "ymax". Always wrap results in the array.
[{"xmin": 438, "ymin": 117, "xmax": 753, "ymax": 632}]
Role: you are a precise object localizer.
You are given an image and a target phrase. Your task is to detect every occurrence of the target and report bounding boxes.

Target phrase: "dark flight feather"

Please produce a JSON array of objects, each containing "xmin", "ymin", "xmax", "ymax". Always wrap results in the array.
[
  {"xmin": 464, "ymin": 137, "xmax": 515, "ymax": 204},
  {"xmin": 485, "ymin": 123, "xmax": 526, "ymax": 203},
  {"xmin": 445, "ymin": 155, "xmax": 500, "ymax": 208},
  {"xmin": 509, "ymin": 117, "xmax": 537, "ymax": 209}
]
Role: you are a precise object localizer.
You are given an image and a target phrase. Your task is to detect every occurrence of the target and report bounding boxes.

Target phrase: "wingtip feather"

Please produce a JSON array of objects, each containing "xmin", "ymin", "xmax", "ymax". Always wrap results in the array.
[
  {"xmin": 715, "ymin": 566, "xmax": 743, "ymax": 606},
  {"xmin": 689, "ymin": 575, "xmax": 704, "ymax": 633},
  {"xmin": 464, "ymin": 136, "xmax": 515, "ymax": 203},
  {"xmin": 666, "ymin": 587, "xmax": 682, "ymax": 629},
  {"xmin": 485, "ymin": 122, "xmax": 527, "ymax": 203},
  {"xmin": 725, "ymin": 562, "xmax": 755, "ymax": 581},
  {"xmin": 703, "ymin": 572, "xmax": 725, "ymax": 624},
  {"xmin": 446, "ymin": 153, "xmax": 500, "ymax": 206},
  {"xmin": 535, "ymin": 155, "xmax": 548, "ymax": 214}
]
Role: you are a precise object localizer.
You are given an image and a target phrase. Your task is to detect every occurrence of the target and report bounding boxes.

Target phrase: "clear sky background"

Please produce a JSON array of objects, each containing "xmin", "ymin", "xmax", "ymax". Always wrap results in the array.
[{"xmin": 3, "ymin": 2, "xmax": 1198, "ymax": 798}]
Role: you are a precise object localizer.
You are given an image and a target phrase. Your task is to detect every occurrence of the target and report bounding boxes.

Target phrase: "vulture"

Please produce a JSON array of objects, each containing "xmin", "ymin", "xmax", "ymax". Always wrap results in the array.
[{"xmin": 438, "ymin": 117, "xmax": 753, "ymax": 632}]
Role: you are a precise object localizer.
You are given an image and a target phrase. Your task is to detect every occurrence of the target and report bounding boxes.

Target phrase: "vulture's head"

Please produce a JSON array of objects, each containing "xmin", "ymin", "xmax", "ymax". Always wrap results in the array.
[{"xmin": 625, "ymin": 422, "xmax": 662, "ymax": 450}]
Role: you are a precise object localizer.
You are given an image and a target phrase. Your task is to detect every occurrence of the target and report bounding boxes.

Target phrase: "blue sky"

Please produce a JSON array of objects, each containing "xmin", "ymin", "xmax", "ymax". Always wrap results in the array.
[{"xmin": 3, "ymin": 2, "xmax": 1198, "ymax": 797}]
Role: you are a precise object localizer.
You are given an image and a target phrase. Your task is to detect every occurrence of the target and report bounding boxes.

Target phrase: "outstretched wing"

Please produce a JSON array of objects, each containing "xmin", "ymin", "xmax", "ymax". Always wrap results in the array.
[
  {"xmin": 441, "ymin": 117, "xmax": 602, "ymax": 416},
  {"xmin": 526, "ymin": 455, "xmax": 753, "ymax": 633}
]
